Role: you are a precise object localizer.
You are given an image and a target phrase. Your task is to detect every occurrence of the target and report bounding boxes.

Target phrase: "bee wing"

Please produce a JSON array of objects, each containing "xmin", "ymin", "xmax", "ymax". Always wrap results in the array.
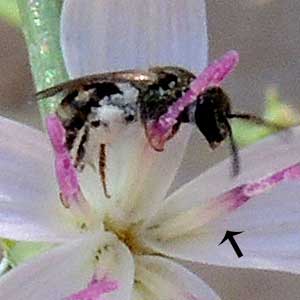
[
  {"xmin": 61, "ymin": 0, "xmax": 208, "ymax": 77},
  {"xmin": 36, "ymin": 70, "xmax": 157, "ymax": 100}
]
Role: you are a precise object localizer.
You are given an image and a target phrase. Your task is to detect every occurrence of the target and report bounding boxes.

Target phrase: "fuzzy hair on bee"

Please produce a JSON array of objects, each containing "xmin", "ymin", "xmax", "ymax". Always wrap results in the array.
[{"xmin": 38, "ymin": 51, "xmax": 285, "ymax": 202}]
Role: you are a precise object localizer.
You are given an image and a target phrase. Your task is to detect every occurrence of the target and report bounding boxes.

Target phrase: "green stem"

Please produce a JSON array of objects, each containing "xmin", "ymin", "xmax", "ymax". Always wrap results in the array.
[{"xmin": 17, "ymin": 0, "xmax": 69, "ymax": 117}]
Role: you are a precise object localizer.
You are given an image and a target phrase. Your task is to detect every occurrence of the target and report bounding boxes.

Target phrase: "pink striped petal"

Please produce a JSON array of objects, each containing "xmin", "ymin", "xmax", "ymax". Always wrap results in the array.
[
  {"xmin": 149, "ymin": 125, "xmax": 300, "ymax": 224},
  {"xmin": 46, "ymin": 115, "xmax": 94, "ymax": 221},
  {"xmin": 143, "ymin": 180, "xmax": 300, "ymax": 273},
  {"xmin": 141, "ymin": 127, "xmax": 300, "ymax": 273},
  {"xmin": 65, "ymin": 276, "xmax": 118, "ymax": 300},
  {"xmin": 46, "ymin": 116, "xmax": 81, "ymax": 205}
]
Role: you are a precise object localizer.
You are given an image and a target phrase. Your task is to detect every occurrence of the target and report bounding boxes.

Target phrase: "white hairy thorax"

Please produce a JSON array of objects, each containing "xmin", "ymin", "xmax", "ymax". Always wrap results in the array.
[{"xmin": 70, "ymin": 83, "xmax": 141, "ymax": 173}]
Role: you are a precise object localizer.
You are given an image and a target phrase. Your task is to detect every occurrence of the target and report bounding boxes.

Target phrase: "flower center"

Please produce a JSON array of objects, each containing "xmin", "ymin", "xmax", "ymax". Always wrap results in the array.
[{"xmin": 103, "ymin": 216, "xmax": 153, "ymax": 255}]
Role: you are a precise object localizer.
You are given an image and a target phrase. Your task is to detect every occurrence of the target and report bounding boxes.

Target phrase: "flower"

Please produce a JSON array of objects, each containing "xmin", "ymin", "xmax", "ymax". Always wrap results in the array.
[
  {"xmin": 2, "ymin": 115, "xmax": 300, "ymax": 300},
  {"xmin": 1, "ymin": 1, "xmax": 300, "ymax": 299}
]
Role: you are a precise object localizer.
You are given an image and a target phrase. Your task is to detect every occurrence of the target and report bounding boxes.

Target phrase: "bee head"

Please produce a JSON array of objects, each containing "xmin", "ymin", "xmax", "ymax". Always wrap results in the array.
[
  {"xmin": 193, "ymin": 86, "xmax": 241, "ymax": 176},
  {"xmin": 194, "ymin": 86, "xmax": 232, "ymax": 149}
]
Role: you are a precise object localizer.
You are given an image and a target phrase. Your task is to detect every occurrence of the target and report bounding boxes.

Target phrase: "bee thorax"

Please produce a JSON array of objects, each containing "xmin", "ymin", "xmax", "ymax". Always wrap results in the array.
[{"xmin": 89, "ymin": 105, "xmax": 124, "ymax": 127}]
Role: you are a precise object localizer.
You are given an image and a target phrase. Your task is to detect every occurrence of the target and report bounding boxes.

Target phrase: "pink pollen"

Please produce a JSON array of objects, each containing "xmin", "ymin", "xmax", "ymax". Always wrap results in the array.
[
  {"xmin": 65, "ymin": 277, "xmax": 119, "ymax": 300},
  {"xmin": 46, "ymin": 115, "xmax": 81, "ymax": 207},
  {"xmin": 146, "ymin": 50, "xmax": 239, "ymax": 151}
]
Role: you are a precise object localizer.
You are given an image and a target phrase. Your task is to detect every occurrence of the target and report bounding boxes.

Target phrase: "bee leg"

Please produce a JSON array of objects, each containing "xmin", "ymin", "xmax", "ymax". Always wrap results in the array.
[
  {"xmin": 74, "ymin": 126, "xmax": 89, "ymax": 171},
  {"xmin": 99, "ymin": 144, "xmax": 111, "ymax": 199},
  {"xmin": 224, "ymin": 118, "xmax": 240, "ymax": 177},
  {"xmin": 227, "ymin": 113, "xmax": 290, "ymax": 131}
]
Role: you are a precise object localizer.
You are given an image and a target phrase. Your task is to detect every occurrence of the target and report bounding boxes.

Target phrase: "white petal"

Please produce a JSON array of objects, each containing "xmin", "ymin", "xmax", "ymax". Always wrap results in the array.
[
  {"xmin": 143, "ymin": 182, "xmax": 300, "ymax": 274},
  {"xmin": 61, "ymin": 0, "xmax": 208, "ymax": 76},
  {"xmin": 106, "ymin": 123, "xmax": 192, "ymax": 224},
  {"xmin": 140, "ymin": 128, "xmax": 300, "ymax": 243},
  {"xmin": 0, "ymin": 232, "xmax": 134, "ymax": 300},
  {"xmin": 133, "ymin": 255, "xmax": 220, "ymax": 300},
  {"xmin": 203, "ymin": 181, "xmax": 300, "ymax": 273},
  {"xmin": 0, "ymin": 117, "xmax": 79, "ymax": 242}
]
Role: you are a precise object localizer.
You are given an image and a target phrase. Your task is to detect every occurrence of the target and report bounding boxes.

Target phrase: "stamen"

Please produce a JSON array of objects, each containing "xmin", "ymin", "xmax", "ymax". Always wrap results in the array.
[
  {"xmin": 75, "ymin": 126, "xmax": 89, "ymax": 170},
  {"xmin": 146, "ymin": 50, "xmax": 239, "ymax": 151},
  {"xmin": 65, "ymin": 276, "xmax": 118, "ymax": 300},
  {"xmin": 99, "ymin": 144, "xmax": 111, "ymax": 198}
]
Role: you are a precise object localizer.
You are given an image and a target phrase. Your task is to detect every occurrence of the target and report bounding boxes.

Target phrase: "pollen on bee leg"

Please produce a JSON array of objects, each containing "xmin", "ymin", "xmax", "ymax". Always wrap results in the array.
[
  {"xmin": 46, "ymin": 115, "xmax": 91, "ymax": 216},
  {"xmin": 64, "ymin": 275, "xmax": 118, "ymax": 300},
  {"xmin": 147, "ymin": 50, "xmax": 240, "ymax": 151}
]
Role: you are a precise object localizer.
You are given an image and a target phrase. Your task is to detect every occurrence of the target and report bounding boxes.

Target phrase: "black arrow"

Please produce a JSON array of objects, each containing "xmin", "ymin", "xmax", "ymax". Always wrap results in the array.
[{"xmin": 219, "ymin": 231, "xmax": 244, "ymax": 258}]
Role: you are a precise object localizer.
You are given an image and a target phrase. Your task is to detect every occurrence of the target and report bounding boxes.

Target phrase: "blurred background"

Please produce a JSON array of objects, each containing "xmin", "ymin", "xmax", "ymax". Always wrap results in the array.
[{"xmin": 0, "ymin": 0, "xmax": 299, "ymax": 299}]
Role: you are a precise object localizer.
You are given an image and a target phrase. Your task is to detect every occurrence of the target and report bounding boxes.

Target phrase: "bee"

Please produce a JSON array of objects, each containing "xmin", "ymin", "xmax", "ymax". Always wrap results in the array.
[{"xmin": 37, "ymin": 51, "xmax": 282, "ymax": 200}]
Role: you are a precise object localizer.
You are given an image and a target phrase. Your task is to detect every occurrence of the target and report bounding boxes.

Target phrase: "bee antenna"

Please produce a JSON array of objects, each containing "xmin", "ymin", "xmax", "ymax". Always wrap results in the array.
[
  {"xmin": 226, "ymin": 112, "xmax": 292, "ymax": 177},
  {"xmin": 224, "ymin": 118, "xmax": 240, "ymax": 177},
  {"xmin": 227, "ymin": 112, "xmax": 288, "ymax": 131}
]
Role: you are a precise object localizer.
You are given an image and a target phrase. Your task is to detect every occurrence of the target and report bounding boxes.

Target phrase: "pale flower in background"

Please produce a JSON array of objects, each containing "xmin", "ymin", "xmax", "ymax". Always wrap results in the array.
[
  {"xmin": 1, "ymin": 1, "xmax": 300, "ymax": 300},
  {"xmin": 232, "ymin": 85, "xmax": 300, "ymax": 146}
]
